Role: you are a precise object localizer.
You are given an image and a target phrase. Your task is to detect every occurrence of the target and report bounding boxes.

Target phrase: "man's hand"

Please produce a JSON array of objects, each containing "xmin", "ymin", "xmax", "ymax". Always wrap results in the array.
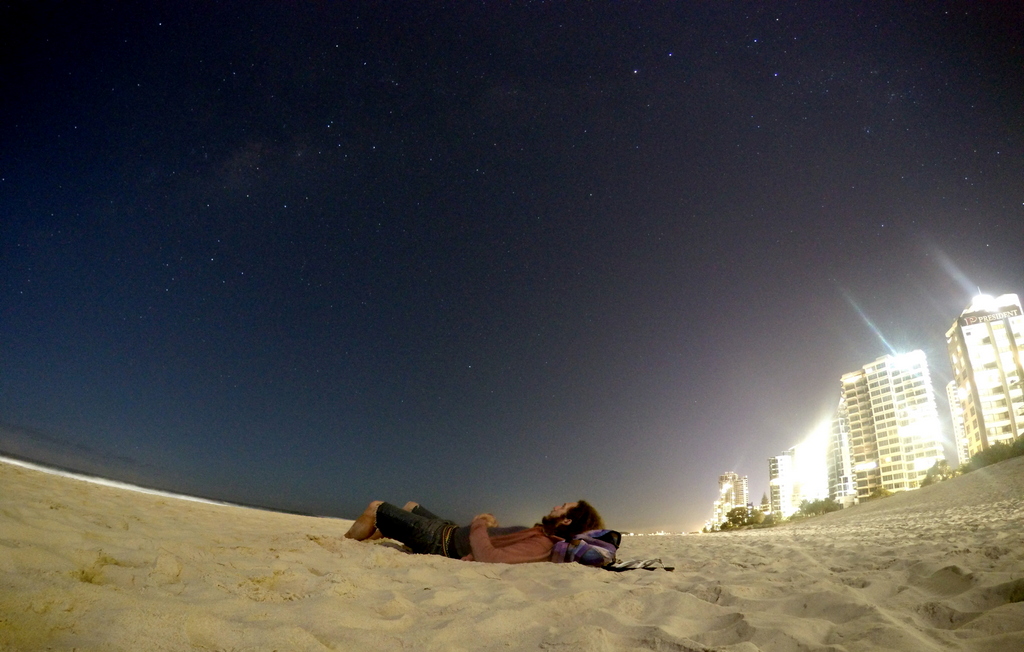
[{"xmin": 473, "ymin": 513, "xmax": 498, "ymax": 528}]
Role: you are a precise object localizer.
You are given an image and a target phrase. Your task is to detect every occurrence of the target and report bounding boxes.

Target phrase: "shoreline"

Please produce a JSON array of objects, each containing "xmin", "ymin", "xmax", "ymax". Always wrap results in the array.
[{"xmin": 0, "ymin": 452, "xmax": 325, "ymax": 517}]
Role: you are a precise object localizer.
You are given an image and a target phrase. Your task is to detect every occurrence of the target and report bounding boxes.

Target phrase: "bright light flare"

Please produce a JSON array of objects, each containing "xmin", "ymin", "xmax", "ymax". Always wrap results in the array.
[
  {"xmin": 841, "ymin": 290, "xmax": 896, "ymax": 355},
  {"xmin": 935, "ymin": 250, "xmax": 978, "ymax": 297},
  {"xmin": 792, "ymin": 419, "xmax": 831, "ymax": 503},
  {"xmin": 914, "ymin": 456, "xmax": 940, "ymax": 473}
]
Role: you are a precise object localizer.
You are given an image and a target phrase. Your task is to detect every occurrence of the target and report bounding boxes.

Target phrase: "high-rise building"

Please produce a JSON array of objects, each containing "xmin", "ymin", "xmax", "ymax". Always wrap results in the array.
[
  {"xmin": 827, "ymin": 397, "xmax": 856, "ymax": 503},
  {"xmin": 767, "ymin": 451, "xmax": 794, "ymax": 517},
  {"xmin": 737, "ymin": 474, "xmax": 749, "ymax": 509},
  {"xmin": 945, "ymin": 294, "xmax": 1024, "ymax": 458},
  {"xmin": 768, "ymin": 439, "xmax": 828, "ymax": 517},
  {"xmin": 711, "ymin": 471, "xmax": 749, "ymax": 527},
  {"xmin": 946, "ymin": 380, "xmax": 971, "ymax": 466},
  {"xmin": 840, "ymin": 350, "xmax": 944, "ymax": 499}
]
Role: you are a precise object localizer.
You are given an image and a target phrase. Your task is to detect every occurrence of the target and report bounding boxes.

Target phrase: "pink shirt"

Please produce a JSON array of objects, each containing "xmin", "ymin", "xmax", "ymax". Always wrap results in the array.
[{"xmin": 462, "ymin": 522, "xmax": 557, "ymax": 563}]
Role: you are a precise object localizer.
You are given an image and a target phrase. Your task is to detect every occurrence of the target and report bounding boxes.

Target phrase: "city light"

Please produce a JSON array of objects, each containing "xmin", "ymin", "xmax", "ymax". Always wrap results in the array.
[
  {"xmin": 707, "ymin": 293, "xmax": 1023, "ymax": 530},
  {"xmin": 792, "ymin": 420, "xmax": 830, "ymax": 503}
]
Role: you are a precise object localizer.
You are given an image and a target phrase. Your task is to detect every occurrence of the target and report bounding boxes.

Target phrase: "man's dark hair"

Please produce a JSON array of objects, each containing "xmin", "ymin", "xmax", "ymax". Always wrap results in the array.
[{"xmin": 543, "ymin": 500, "xmax": 604, "ymax": 539}]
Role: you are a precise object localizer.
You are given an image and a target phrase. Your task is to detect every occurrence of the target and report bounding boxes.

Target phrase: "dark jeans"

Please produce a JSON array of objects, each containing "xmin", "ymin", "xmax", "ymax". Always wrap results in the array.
[{"xmin": 374, "ymin": 502, "xmax": 472, "ymax": 558}]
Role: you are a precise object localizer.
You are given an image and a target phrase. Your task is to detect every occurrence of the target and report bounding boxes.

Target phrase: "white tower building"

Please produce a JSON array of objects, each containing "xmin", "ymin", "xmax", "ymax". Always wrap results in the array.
[
  {"xmin": 841, "ymin": 350, "xmax": 944, "ymax": 499},
  {"xmin": 946, "ymin": 379, "xmax": 971, "ymax": 466},
  {"xmin": 711, "ymin": 471, "xmax": 749, "ymax": 527},
  {"xmin": 768, "ymin": 451, "xmax": 795, "ymax": 517},
  {"xmin": 945, "ymin": 294, "xmax": 1024, "ymax": 458},
  {"xmin": 827, "ymin": 397, "xmax": 857, "ymax": 503}
]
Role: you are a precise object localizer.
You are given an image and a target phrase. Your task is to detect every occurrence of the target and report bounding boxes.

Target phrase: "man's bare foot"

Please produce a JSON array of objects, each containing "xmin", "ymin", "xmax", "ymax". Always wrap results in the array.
[{"xmin": 344, "ymin": 500, "xmax": 383, "ymax": 540}]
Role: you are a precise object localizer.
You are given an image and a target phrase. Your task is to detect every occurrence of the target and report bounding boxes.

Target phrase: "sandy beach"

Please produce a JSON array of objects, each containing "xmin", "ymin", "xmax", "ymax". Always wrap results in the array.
[{"xmin": 1, "ymin": 457, "xmax": 1022, "ymax": 651}]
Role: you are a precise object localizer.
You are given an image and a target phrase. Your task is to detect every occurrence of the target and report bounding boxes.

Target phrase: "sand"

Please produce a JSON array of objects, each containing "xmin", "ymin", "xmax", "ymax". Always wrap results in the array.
[{"xmin": 1, "ymin": 456, "xmax": 1022, "ymax": 651}]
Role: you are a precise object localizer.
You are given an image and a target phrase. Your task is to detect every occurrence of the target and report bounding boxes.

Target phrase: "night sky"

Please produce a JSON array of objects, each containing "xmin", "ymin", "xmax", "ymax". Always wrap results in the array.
[{"xmin": 2, "ymin": 2, "xmax": 1022, "ymax": 532}]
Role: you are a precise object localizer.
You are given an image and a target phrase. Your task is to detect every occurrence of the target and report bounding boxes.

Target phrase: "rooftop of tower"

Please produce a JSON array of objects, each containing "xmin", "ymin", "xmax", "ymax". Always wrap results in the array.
[{"xmin": 962, "ymin": 293, "xmax": 1022, "ymax": 316}]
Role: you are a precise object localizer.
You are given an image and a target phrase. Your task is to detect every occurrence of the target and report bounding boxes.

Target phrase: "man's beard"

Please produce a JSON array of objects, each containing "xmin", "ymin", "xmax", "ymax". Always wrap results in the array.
[{"xmin": 540, "ymin": 514, "xmax": 566, "ymax": 538}]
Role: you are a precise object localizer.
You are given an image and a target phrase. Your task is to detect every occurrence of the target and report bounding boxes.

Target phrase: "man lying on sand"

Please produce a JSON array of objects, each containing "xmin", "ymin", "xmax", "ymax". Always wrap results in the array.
[{"xmin": 344, "ymin": 500, "xmax": 603, "ymax": 563}]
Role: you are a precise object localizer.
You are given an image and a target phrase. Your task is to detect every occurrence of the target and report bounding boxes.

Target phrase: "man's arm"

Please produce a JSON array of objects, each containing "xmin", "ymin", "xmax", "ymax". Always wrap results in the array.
[{"xmin": 466, "ymin": 514, "xmax": 553, "ymax": 563}]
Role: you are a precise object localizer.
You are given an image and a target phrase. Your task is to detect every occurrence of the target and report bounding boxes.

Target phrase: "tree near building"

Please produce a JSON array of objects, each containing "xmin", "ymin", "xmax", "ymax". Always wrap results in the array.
[
  {"xmin": 864, "ymin": 487, "xmax": 893, "ymax": 501},
  {"xmin": 796, "ymin": 498, "xmax": 841, "ymax": 517},
  {"xmin": 959, "ymin": 440, "xmax": 1024, "ymax": 473},
  {"xmin": 725, "ymin": 506, "xmax": 748, "ymax": 528},
  {"xmin": 920, "ymin": 459, "xmax": 956, "ymax": 487},
  {"xmin": 721, "ymin": 506, "xmax": 768, "ymax": 529}
]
